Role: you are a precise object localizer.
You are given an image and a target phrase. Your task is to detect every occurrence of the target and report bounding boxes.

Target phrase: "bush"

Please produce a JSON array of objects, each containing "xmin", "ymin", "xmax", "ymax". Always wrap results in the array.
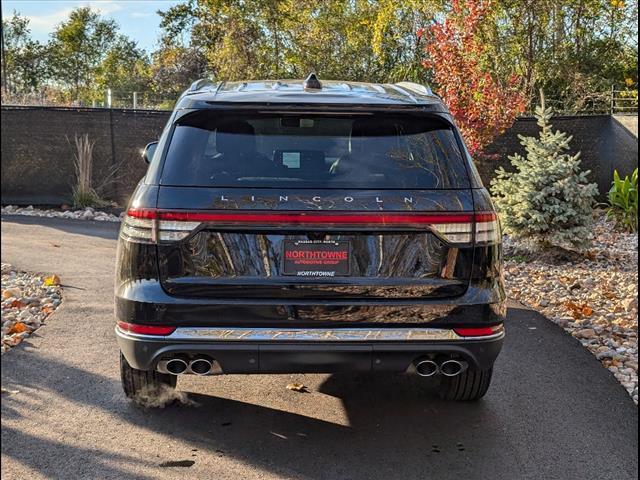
[
  {"xmin": 607, "ymin": 168, "xmax": 638, "ymax": 233},
  {"xmin": 420, "ymin": 0, "xmax": 526, "ymax": 157},
  {"xmin": 70, "ymin": 134, "xmax": 108, "ymax": 208},
  {"xmin": 490, "ymin": 91, "xmax": 599, "ymax": 250}
]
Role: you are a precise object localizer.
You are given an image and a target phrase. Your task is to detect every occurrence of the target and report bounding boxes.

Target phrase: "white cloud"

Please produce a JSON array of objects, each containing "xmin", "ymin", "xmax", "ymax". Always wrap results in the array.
[
  {"xmin": 15, "ymin": 8, "xmax": 73, "ymax": 34},
  {"xmin": 130, "ymin": 11, "xmax": 153, "ymax": 19},
  {"xmin": 85, "ymin": 1, "xmax": 124, "ymax": 15}
]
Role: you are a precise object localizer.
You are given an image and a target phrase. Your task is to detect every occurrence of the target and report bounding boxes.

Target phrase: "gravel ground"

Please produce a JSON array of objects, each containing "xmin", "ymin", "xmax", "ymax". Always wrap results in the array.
[
  {"xmin": 1, "ymin": 205, "xmax": 121, "ymax": 222},
  {"xmin": 1, "ymin": 263, "xmax": 62, "ymax": 355},
  {"xmin": 504, "ymin": 214, "xmax": 638, "ymax": 404}
]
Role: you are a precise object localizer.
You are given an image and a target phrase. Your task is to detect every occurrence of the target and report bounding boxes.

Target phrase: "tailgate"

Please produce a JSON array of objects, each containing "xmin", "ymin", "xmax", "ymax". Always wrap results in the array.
[{"xmin": 153, "ymin": 188, "xmax": 476, "ymax": 300}]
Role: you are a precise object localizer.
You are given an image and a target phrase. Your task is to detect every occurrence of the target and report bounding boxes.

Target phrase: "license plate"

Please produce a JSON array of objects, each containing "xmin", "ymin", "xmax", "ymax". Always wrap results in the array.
[{"xmin": 282, "ymin": 240, "xmax": 351, "ymax": 277}]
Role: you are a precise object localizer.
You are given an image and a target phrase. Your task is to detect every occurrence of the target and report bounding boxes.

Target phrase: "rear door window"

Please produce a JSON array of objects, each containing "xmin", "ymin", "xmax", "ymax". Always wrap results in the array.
[{"xmin": 160, "ymin": 111, "xmax": 470, "ymax": 189}]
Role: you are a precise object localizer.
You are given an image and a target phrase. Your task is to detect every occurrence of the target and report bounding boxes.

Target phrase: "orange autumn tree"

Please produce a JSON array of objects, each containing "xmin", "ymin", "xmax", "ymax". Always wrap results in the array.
[{"xmin": 420, "ymin": 0, "xmax": 526, "ymax": 157}]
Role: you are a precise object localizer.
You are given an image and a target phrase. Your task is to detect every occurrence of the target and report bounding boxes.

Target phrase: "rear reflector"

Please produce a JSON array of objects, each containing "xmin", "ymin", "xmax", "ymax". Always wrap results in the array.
[
  {"xmin": 117, "ymin": 321, "xmax": 176, "ymax": 336},
  {"xmin": 453, "ymin": 325, "xmax": 504, "ymax": 337},
  {"xmin": 121, "ymin": 209, "xmax": 500, "ymax": 245}
]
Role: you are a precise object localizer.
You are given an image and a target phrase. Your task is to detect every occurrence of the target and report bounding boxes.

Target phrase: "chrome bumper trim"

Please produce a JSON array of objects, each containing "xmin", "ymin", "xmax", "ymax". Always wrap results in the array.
[
  {"xmin": 168, "ymin": 327, "xmax": 467, "ymax": 342},
  {"xmin": 117, "ymin": 325, "xmax": 505, "ymax": 342}
]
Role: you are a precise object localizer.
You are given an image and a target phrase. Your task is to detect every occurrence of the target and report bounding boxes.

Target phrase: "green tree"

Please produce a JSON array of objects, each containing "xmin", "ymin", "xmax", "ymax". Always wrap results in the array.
[
  {"xmin": 284, "ymin": 1, "xmax": 374, "ymax": 80},
  {"xmin": 155, "ymin": 0, "xmax": 637, "ymax": 108},
  {"xmin": 93, "ymin": 37, "xmax": 151, "ymax": 104},
  {"xmin": 491, "ymin": 0, "xmax": 638, "ymax": 110},
  {"xmin": 48, "ymin": 7, "xmax": 118, "ymax": 102},
  {"xmin": 3, "ymin": 1, "xmax": 637, "ymax": 110},
  {"xmin": 370, "ymin": 0, "xmax": 440, "ymax": 83},
  {"xmin": 158, "ymin": 0, "xmax": 295, "ymax": 80},
  {"xmin": 150, "ymin": 45, "xmax": 207, "ymax": 99},
  {"xmin": 156, "ymin": 0, "xmax": 442, "ymax": 83},
  {"xmin": 1, "ymin": 12, "xmax": 49, "ymax": 95},
  {"xmin": 490, "ymin": 92, "xmax": 599, "ymax": 249}
]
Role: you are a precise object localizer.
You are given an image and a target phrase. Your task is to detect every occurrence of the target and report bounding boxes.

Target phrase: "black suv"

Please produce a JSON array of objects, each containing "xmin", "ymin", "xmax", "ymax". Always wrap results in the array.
[{"xmin": 116, "ymin": 75, "xmax": 505, "ymax": 403}]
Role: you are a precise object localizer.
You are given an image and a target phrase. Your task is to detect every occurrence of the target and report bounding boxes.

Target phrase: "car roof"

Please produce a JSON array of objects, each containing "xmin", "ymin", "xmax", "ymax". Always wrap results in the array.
[{"xmin": 176, "ymin": 78, "xmax": 448, "ymax": 110}]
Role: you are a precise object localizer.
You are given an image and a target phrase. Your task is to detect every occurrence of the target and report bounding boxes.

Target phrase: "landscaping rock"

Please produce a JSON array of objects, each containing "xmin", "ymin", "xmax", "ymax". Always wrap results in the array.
[
  {"xmin": 504, "ymin": 214, "xmax": 638, "ymax": 404},
  {"xmin": 1, "ymin": 205, "xmax": 120, "ymax": 222},
  {"xmin": 1, "ymin": 263, "xmax": 62, "ymax": 354},
  {"xmin": 575, "ymin": 328, "xmax": 597, "ymax": 339}
]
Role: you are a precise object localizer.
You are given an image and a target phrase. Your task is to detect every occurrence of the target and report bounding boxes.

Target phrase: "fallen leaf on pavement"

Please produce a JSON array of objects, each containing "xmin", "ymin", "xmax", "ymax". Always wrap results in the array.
[
  {"xmin": 581, "ymin": 305, "xmax": 594, "ymax": 317},
  {"xmin": 8, "ymin": 322, "xmax": 28, "ymax": 334},
  {"xmin": 44, "ymin": 275, "xmax": 61, "ymax": 286},
  {"xmin": 286, "ymin": 383, "xmax": 309, "ymax": 393},
  {"xmin": 564, "ymin": 301, "xmax": 594, "ymax": 319},
  {"xmin": 10, "ymin": 299, "xmax": 26, "ymax": 309}
]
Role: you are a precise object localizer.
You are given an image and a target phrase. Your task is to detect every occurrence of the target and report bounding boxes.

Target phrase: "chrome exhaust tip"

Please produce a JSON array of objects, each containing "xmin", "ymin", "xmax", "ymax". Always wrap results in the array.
[
  {"xmin": 415, "ymin": 359, "xmax": 439, "ymax": 377},
  {"xmin": 165, "ymin": 358, "xmax": 188, "ymax": 375},
  {"xmin": 440, "ymin": 359, "xmax": 468, "ymax": 377},
  {"xmin": 189, "ymin": 358, "xmax": 213, "ymax": 376}
]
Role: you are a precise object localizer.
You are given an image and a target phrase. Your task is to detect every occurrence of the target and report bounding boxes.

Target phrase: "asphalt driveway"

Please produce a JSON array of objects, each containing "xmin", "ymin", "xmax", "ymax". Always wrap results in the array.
[{"xmin": 1, "ymin": 216, "xmax": 638, "ymax": 480}]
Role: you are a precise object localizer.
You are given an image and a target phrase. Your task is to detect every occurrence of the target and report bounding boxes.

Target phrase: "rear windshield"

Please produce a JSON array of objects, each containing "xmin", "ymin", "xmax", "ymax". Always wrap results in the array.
[{"xmin": 160, "ymin": 111, "xmax": 470, "ymax": 189}]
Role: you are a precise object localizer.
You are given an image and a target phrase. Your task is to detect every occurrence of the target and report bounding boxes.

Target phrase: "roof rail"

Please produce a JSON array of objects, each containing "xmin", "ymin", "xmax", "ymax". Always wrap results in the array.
[
  {"xmin": 189, "ymin": 78, "xmax": 216, "ymax": 92},
  {"xmin": 394, "ymin": 82, "xmax": 434, "ymax": 97}
]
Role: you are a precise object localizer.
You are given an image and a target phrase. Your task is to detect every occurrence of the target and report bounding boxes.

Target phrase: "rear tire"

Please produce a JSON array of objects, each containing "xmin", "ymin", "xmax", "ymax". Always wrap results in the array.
[
  {"xmin": 438, "ymin": 366, "xmax": 493, "ymax": 401},
  {"xmin": 120, "ymin": 352, "xmax": 177, "ymax": 403}
]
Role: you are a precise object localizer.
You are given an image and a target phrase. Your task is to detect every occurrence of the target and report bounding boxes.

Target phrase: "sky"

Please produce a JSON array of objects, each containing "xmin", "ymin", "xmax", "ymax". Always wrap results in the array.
[{"xmin": 2, "ymin": 0, "xmax": 181, "ymax": 52}]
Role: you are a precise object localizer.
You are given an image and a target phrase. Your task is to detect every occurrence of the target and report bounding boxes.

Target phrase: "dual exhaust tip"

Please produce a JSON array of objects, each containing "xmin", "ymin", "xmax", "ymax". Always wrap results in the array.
[
  {"xmin": 165, "ymin": 356, "xmax": 213, "ymax": 375},
  {"xmin": 165, "ymin": 356, "xmax": 466, "ymax": 377},
  {"xmin": 414, "ymin": 358, "xmax": 468, "ymax": 377}
]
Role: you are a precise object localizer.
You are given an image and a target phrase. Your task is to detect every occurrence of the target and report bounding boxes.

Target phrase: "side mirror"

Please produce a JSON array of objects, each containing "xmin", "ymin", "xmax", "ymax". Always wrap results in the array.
[{"xmin": 142, "ymin": 141, "xmax": 158, "ymax": 164}]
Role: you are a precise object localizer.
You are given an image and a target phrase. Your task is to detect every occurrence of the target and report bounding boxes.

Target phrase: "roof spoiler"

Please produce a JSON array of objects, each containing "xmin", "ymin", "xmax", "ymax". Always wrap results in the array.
[{"xmin": 394, "ymin": 82, "xmax": 434, "ymax": 97}]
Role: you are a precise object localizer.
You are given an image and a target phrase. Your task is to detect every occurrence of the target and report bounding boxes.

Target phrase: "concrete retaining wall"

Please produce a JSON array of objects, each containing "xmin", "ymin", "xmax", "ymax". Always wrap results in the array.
[
  {"xmin": 1, "ymin": 106, "xmax": 168, "ymax": 205},
  {"xmin": 1, "ymin": 106, "xmax": 637, "ymax": 205},
  {"xmin": 478, "ymin": 114, "xmax": 638, "ymax": 196}
]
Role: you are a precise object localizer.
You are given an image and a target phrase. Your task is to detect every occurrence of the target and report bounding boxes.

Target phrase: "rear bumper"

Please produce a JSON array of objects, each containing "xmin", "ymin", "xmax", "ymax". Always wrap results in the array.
[
  {"xmin": 116, "ymin": 326, "xmax": 504, "ymax": 373},
  {"xmin": 115, "ymin": 279, "xmax": 507, "ymax": 329}
]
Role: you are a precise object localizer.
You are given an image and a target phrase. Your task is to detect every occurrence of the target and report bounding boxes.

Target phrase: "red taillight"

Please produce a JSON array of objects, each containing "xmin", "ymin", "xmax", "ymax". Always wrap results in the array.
[
  {"xmin": 126, "ymin": 208, "xmax": 157, "ymax": 219},
  {"xmin": 117, "ymin": 321, "xmax": 176, "ymax": 336},
  {"xmin": 454, "ymin": 325, "xmax": 504, "ymax": 337},
  {"xmin": 121, "ymin": 209, "xmax": 200, "ymax": 243},
  {"xmin": 474, "ymin": 212, "xmax": 497, "ymax": 223},
  {"xmin": 122, "ymin": 208, "xmax": 500, "ymax": 245},
  {"xmin": 128, "ymin": 208, "xmax": 475, "ymax": 225}
]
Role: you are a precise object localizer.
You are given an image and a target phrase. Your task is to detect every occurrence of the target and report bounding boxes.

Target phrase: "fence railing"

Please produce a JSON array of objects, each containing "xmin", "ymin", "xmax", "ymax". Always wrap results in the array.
[
  {"xmin": 611, "ymin": 88, "xmax": 639, "ymax": 114},
  {"xmin": 0, "ymin": 89, "xmax": 176, "ymax": 111},
  {"xmin": 524, "ymin": 88, "xmax": 638, "ymax": 116}
]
